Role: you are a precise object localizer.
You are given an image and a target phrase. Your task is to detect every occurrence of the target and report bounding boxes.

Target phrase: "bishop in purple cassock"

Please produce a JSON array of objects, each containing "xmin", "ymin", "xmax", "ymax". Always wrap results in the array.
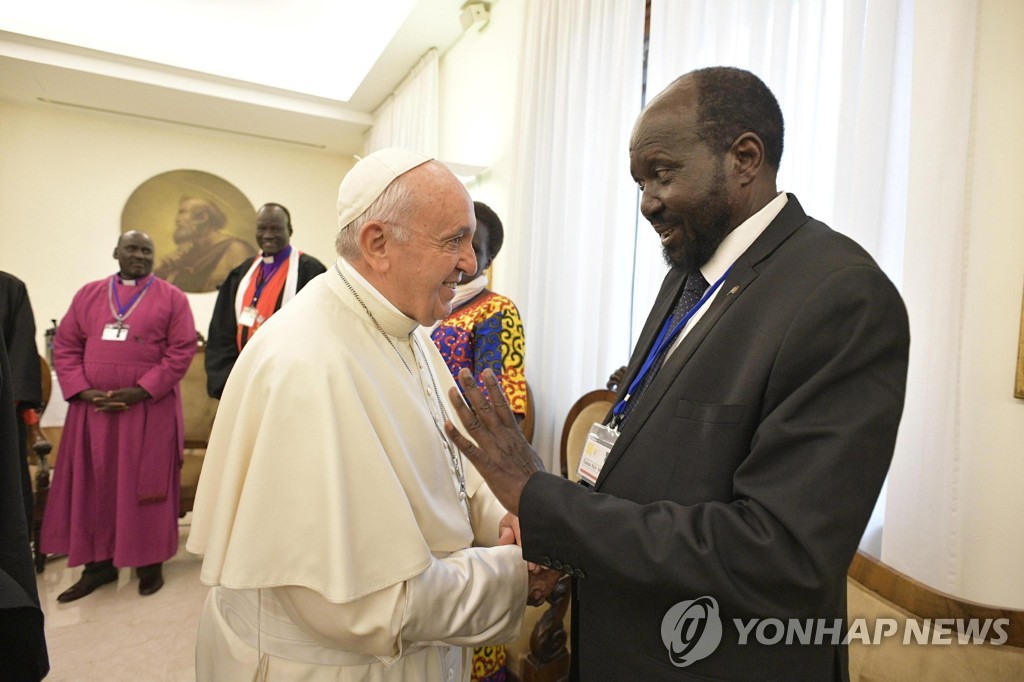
[{"xmin": 41, "ymin": 230, "xmax": 196, "ymax": 601}]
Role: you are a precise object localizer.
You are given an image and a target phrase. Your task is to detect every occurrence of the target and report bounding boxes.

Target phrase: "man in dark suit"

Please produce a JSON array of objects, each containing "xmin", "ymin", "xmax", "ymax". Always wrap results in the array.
[{"xmin": 446, "ymin": 67, "xmax": 910, "ymax": 680}]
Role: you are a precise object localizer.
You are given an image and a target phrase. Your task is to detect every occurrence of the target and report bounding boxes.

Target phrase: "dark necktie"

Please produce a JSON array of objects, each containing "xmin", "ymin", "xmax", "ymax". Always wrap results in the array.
[{"xmin": 621, "ymin": 270, "xmax": 710, "ymax": 424}]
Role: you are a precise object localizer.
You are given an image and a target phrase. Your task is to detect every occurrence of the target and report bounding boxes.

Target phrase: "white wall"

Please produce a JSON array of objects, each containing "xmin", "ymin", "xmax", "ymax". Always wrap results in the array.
[
  {"xmin": 955, "ymin": 0, "xmax": 1024, "ymax": 607},
  {"xmin": 0, "ymin": 100, "xmax": 352, "ymax": 353}
]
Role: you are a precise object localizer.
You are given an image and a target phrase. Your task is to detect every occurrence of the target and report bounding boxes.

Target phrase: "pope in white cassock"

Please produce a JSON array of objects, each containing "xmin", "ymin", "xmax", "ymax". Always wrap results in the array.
[{"xmin": 187, "ymin": 148, "xmax": 553, "ymax": 680}]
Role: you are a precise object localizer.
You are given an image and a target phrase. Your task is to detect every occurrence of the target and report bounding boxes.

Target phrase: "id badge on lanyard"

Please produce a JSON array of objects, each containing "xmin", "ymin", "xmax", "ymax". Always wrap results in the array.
[
  {"xmin": 101, "ymin": 323, "xmax": 129, "ymax": 341},
  {"xmin": 576, "ymin": 423, "xmax": 619, "ymax": 486},
  {"xmin": 238, "ymin": 306, "xmax": 258, "ymax": 327}
]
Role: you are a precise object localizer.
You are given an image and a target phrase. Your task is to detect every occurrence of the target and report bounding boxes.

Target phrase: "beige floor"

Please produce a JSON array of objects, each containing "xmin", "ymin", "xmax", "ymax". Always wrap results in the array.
[{"xmin": 36, "ymin": 515, "xmax": 208, "ymax": 682}]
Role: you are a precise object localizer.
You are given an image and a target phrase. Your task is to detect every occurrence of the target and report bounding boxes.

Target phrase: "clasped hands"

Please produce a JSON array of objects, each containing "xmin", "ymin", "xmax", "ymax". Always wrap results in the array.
[
  {"xmin": 444, "ymin": 368, "xmax": 561, "ymax": 606},
  {"xmin": 498, "ymin": 512, "xmax": 562, "ymax": 606},
  {"xmin": 77, "ymin": 386, "xmax": 149, "ymax": 412}
]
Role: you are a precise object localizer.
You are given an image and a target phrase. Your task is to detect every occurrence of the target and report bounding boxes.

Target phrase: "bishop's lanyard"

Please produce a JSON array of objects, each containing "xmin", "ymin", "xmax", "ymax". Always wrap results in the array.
[
  {"xmin": 250, "ymin": 248, "xmax": 290, "ymax": 306},
  {"xmin": 610, "ymin": 267, "xmax": 731, "ymax": 427},
  {"xmin": 109, "ymin": 274, "xmax": 154, "ymax": 327}
]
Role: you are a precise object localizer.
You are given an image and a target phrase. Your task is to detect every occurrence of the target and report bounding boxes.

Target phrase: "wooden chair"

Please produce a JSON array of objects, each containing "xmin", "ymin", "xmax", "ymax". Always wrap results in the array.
[
  {"xmin": 846, "ymin": 550, "xmax": 1024, "ymax": 679},
  {"xmin": 521, "ymin": 381, "xmax": 536, "ymax": 444},
  {"xmin": 178, "ymin": 342, "xmax": 219, "ymax": 515},
  {"xmin": 505, "ymin": 386, "xmax": 616, "ymax": 681},
  {"xmin": 558, "ymin": 389, "xmax": 616, "ymax": 481},
  {"xmin": 26, "ymin": 354, "xmax": 54, "ymax": 572}
]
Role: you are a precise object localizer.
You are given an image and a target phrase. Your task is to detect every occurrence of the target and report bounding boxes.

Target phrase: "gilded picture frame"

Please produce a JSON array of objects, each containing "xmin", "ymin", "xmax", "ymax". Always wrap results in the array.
[{"xmin": 121, "ymin": 170, "xmax": 257, "ymax": 294}]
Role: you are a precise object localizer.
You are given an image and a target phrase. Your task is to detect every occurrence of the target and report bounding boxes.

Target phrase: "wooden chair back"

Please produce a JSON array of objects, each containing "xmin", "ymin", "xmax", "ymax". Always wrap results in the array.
[
  {"xmin": 559, "ymin": 389, "xmax": 616, "ymax": 481},
  {"xmin": 38, "ymin": 355, "xmax": 51, "ymax": 412},
  {"xmin": 180, "ymin": 346, "xmax": 219, "ymax": 448},
  {"xmin": 847, "ymin": 551, "xmax": 1024, "ymax": 679},
  {"xmin": 521, "ymin": 380, "xmax": 536, "ymax": 443},
  {"xmin": 179, "ymin": 344, "xmax": 217, "ymax": 513}
]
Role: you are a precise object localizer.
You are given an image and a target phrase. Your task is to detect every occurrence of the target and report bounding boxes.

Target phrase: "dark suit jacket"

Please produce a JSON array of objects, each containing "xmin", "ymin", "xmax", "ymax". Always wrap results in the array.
[
  {"xmin": 205, "ymin": 252, "xmax": 326, "ymax": 398},
  {"xmin": 520, "ymin": 196, "xmax": 910, "ymax": 681}
]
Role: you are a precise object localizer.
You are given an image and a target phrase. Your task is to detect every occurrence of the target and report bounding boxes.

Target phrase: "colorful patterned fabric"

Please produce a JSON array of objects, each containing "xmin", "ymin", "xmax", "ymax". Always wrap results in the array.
[
  {"xmin": 471, "ymin": 644, "xmax": 508, "ymax": 681},
  {"xmin": 431, "ymin": 290, "xmax": 526, "ymax": 416}
]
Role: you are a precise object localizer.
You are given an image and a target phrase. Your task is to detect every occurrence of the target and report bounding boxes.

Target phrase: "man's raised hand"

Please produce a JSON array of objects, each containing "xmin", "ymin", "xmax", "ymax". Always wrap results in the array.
[{"xmin": 444, "ymin": 368, "xmax": 544, "ymax": 515}]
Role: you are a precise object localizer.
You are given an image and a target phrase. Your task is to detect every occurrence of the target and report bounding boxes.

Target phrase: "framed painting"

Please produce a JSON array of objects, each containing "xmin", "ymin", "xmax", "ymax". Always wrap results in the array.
[{"xmin": 121, "ymin": 170, "xmax": 257, "ymax": 294}]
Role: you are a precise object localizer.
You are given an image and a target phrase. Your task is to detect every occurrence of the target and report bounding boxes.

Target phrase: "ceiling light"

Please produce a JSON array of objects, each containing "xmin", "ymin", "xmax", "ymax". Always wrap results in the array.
[{"xmin": 0, "ymin": 0, "xmax": 417, "ymax": 101}]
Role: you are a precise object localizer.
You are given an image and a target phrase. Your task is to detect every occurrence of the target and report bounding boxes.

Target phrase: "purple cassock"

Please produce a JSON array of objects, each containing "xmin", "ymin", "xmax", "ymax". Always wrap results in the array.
[{"xmin": 40, "ymin": 274, "xmax": 196, "ymax": 568}]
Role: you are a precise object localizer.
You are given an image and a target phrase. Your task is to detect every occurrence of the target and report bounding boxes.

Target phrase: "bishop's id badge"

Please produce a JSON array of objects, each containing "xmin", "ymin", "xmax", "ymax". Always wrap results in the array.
[
  {"xmin": 576, "ymin": 423, "xmax": 618, "ymax": 486},
  {"xmin": 238, "ymin": 306, "xmax": 258, "ymax": 327},
  {"xmin": 101, "ymin": 323, "xmax": 129, "ymax": 341}
]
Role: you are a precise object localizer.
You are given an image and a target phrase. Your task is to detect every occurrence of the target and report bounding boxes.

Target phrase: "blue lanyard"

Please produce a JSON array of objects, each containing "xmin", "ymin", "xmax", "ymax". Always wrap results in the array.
[
  {"xmin": 611, "ymin": 268, "xmax": 731, "ymax": 423},
  {"xmin": 250, "ymin": 248, "xmax": 290, "ymax": 305},
  {"xmin": 111, "ymin": 274, "xmax": 154, "ymax": 317}
]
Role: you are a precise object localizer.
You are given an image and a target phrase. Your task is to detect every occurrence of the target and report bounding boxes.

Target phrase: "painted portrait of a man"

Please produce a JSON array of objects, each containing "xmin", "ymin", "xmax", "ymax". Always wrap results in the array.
[{"xmin": 122, "ymin": 171, "xmax": 257, "ymax": 294}]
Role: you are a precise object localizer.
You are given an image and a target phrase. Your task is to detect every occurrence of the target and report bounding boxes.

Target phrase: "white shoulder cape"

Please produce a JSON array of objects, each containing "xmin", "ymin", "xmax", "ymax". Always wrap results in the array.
[{"xmin": 187, "ymin": 260, "xmax": 493, "ymax": 603}]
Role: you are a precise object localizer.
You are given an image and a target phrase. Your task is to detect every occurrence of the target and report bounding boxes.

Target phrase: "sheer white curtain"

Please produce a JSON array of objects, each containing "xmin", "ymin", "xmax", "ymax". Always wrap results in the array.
[
  {"xmin": 505, "ymin": 0, "xmax": 646, "ymax": 471},
  {"xmin": 646, "ymin": 0, "xmax": 911, "ymax": 556},
  {"xmin": 882, "ymin": 0, "xmax": 978, "ymax": 595},
  {"xmin": 364, "ymin": 48, "xmax": 439, "ymax": 156},
  {"xmin": 642, "ymin": 0, "xmax": 911, "ymax": 342}
]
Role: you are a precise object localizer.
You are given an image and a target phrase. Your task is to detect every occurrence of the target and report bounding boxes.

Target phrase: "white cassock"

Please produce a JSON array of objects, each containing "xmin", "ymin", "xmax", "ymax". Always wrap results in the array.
[{"xmin": 186, "ymin": 257, "xmax": 527, "ymax": 681}]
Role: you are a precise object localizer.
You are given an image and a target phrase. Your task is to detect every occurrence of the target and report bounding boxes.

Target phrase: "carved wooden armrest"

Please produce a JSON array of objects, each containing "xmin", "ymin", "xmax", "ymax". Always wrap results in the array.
[
  {"xmin": 26, "ymin": 420, "xmax": 52, "ymax": 469},
  {"xmin": 521, "ymin": 575, "xmax": 572, "ymax": 681}
]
